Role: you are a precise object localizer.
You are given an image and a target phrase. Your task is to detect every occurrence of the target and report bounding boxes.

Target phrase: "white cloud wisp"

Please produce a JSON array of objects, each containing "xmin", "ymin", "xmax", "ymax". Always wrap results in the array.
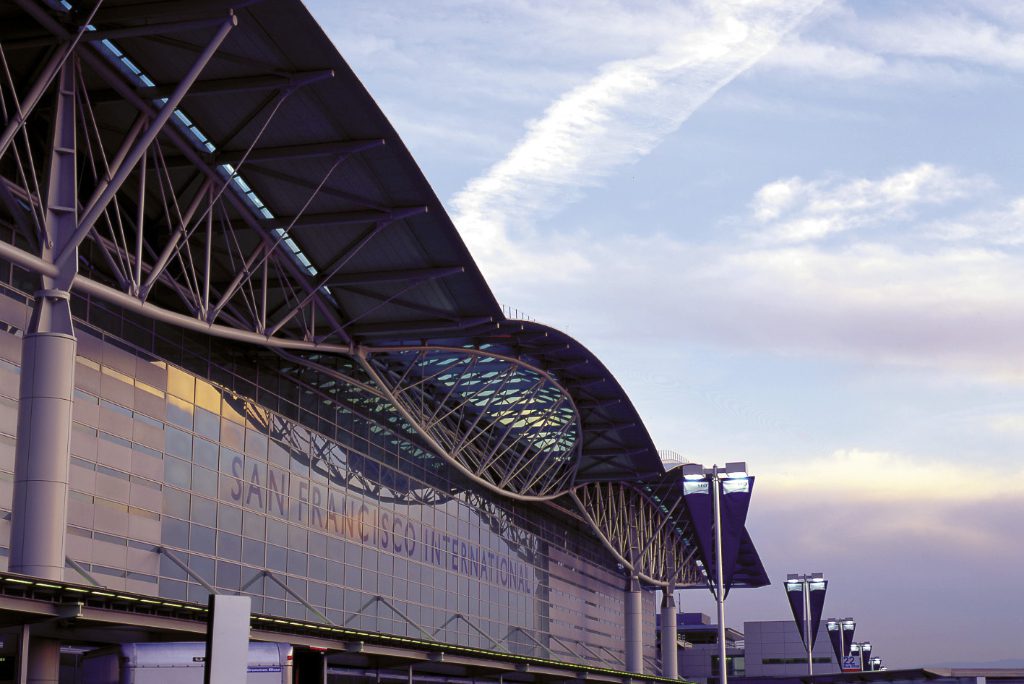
[
  {"xmin": 451, "ymin": 0, "xmax": 823, "ymax": 286},
  {"xmin": 750, "ymin": 163, "xmax": 992, "ymax": 243}
]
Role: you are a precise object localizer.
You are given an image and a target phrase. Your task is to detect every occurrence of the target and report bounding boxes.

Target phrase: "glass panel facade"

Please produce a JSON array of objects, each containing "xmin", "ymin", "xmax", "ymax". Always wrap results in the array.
[{"xmin": 0, "ymin": 283, "xmax": 656, "ymax": 666}]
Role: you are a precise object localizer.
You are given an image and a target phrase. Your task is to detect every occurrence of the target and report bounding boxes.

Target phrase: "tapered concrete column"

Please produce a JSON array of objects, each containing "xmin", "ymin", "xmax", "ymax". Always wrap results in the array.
[
  {"xmin": 9, "ymin": 292, "xmax": 75, "ymax": 579},
  {"xmin": 24, "ymin": 637, "xmax": 60, "ymax": 684},
  {"xmin": 9, "ymin": 61, "xmax": 78, "ymax": 684},
  {"xmin": 624, "ymin": 574, "xmax": 643, "ymax": 674},
  {"xmin": 661, "ymin": 591, "xmax": 679, "ymax": 679}
]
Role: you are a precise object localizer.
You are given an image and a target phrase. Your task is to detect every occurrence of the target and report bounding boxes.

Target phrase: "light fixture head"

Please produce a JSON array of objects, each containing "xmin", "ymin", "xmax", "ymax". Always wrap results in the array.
[
  {"xmin": 682, "ymin": 463, "xmax": 706, "ymax": 481},
  {"xmin": 724, "ymin": 461, "xmax": 748, "ymax": 479}
]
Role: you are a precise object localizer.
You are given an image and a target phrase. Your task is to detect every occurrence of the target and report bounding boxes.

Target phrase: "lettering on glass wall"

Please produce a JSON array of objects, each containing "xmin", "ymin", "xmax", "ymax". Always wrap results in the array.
[{"xmin": 224, "ymin": 454, "xmax": 534, "ymax": 595}]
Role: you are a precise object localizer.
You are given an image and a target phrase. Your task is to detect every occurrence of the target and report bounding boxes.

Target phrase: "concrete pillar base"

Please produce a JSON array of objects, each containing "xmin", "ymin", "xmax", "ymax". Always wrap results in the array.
[
  {"xmin": 26, "ymin": 637, "xmax": 61, "ymax": 684},
  {"xmin": 10, "ymin": 296, "xmax": 76, "ymax": 581},
  {"xmin": 624, "ymin": 576, "xmax": 643, "ymax": 674},
  {"xmin": 661, "ymin": 593, "xmax": 678, "ymax": 679}
]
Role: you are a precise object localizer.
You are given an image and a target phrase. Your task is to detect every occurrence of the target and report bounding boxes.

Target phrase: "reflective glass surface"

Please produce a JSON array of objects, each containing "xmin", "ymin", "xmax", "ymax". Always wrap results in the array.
[{"xmin": 0, "ymin": 283, "xmax": 655, "ymax": 666}]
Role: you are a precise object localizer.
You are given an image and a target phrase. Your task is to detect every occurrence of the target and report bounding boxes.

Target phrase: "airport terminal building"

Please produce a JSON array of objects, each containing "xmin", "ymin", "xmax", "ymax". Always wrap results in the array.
[{"xmin": 0, "ymin": 1, "xmax": 765, "ymax": 681}]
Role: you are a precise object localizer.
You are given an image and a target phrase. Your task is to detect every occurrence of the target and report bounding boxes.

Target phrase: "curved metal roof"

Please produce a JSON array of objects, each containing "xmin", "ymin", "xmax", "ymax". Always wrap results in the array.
[
  {"xmin": 0, "ymin": 0, "xmax": 765, "ymax": 588},
  {"xmin": 370, "ymin": 320, "xmax": 666, "ymax": 486},
  {"xmin": 1, "ymin": 0, "xmax": 663, "ymax": 485}
]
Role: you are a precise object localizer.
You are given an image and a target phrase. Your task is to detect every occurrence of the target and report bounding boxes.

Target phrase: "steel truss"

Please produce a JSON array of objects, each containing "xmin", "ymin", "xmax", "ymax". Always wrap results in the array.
[
  {"xmin": 359, "ymin": 346, "xmax": 580, "ymax": 501},
  {"xmin": 0, "ymin": 0, "xmax": 707, "ymax": 600},
  {"xmin": 0, "ymin": 2, "xmax": 404, "ymax": 354},
  {"xmin": 570, "ymin": 480, "xmax": 703, "ymax": 588}
]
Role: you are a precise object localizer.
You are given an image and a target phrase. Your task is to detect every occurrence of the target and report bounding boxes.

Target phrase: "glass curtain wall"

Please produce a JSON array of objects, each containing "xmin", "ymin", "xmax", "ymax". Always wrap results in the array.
[{"xmin": 0, "ymin": 277, "xmax": 654, "ymax": 667}]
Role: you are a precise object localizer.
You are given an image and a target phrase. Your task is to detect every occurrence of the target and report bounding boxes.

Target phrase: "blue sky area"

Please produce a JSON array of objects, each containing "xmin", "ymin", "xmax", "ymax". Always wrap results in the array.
[{"xmin": 308, "ymin": 0, "xmax": 1024, "ymax": 667}]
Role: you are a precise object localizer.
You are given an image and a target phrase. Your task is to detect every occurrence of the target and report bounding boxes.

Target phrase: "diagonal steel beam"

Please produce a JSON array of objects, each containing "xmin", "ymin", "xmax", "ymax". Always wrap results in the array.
[
  {"xmin": 138, "ymin": 175, "xmax": 214, "ymax": 298},
  {"xmin": 1, "ymin": 0, "xmax": 103, "ymax": 158},
  {"xmin": 262, "ymin": 215, "xmax": 410, "ymax": 337},
  {"xmin": 28, "ymin": 6, "xmax": 351, "ymax": 345},
  {"xmin": 0, "ymin": 44, "xmax": 67, "ymax": 160},
  {"xmin": 54, "ymin": 13, "xmax": 236, "ymax": 272}
]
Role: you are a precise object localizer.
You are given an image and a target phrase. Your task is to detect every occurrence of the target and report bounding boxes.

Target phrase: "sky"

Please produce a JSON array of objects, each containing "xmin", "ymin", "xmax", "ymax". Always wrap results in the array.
[{"xmin": 307, "ymin": 0, "xmax": 1024, "ymax": 668}]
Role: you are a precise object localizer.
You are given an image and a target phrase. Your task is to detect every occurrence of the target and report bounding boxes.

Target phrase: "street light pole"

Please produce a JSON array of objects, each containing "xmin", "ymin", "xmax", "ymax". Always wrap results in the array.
[
  {"xmin": 711, "ymin": 465, "xmax": 727, "ymax": 684},
  {"xmin": 785, "ymin": 573, "xmax": 826, "ymax": 677},
  {"xmin": 803, "ymin": 580, "xmax": 812, "ymax": 676},
  {"xmin": 827, "ymin": 617, "xmax": 856, "ymax": 672},
  {"xmin": 683, "ymin": 461, "xmax": 751, "ymax": 684},
  {"xmin": 859, "ymin": 642, "xmax": 872, "ymax": 671}
]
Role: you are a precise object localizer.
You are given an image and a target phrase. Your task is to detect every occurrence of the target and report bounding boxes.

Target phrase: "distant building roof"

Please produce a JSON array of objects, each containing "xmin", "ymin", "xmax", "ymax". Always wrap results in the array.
[{"xmin": 734, "ymin": 667, "xmax": 1024, "ymax": 684}]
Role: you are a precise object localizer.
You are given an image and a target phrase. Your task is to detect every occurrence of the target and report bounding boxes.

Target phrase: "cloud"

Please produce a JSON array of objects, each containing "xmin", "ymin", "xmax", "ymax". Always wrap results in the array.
[
  {"xmin": 760, "ymin": 38, "xmax": 886, "ymax": 79},
  {"xmin": 765, "ymin": 448, "xmax": 1024, "ymax": 503},
  {"xmin": 614, "ymin": 240, "xmax": 1024, "ymax": 378},
  {"xmin": 862, "ymin": 11, "xmax": 1024, "ymax": 71},
  {"xmin": 738, "ymin": 487, "xmax": 1024, "ymax": 667},
  {"xmin": 927, "ymin": 197, "xmax": 1024, "ymax": 245},
  {"xmin": 451, "ymin": 0, "xmax": 823, "ymax": 286},
  {"xmin": 752, "ymin": 3, "xmax": 1024, "ymax": 85},
  {"xmin": 481, "ymin": 160, "xmax": 1024, "ymax": 381},
  {"xmin": 750, "ymin": 164, "xmax": 991, "ymax": 243}
]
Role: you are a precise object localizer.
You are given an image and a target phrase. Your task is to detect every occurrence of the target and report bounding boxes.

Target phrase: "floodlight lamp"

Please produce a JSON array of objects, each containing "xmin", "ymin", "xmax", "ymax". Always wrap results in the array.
[
  {"xmin": 682, "ymin": 463, "xmax": 706, "ymax": 481},
  {"xmin": 724, "ymin": 461, "xmax": 748, "ymax": 479},
  {"xmin": 843, "ymin": 619, "xmax": 856, "ymax": 631},
  {"xmin": 809, "ymin": 579, "xmax": 827, "ymax": 591},
  {"xmin": 785, "ymin": 580, "xmax": 802, "ymax": 592},
  {"xmin": 850, "ymin": 644, "xmax": 861, "ymax": 653},
  {"xmin": 827, "ymin": 620, "xmax": 839, "ymax": 631},
  {"xmin": 862, "ymin": 643, "xmax": 872, "ymax": 654}
]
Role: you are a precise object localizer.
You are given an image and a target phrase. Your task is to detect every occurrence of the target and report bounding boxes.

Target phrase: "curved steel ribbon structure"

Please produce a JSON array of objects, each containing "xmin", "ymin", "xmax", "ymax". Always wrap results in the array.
[{"xmin": 0, "ymin": 0, "xmax": 764, "ymax": 590}]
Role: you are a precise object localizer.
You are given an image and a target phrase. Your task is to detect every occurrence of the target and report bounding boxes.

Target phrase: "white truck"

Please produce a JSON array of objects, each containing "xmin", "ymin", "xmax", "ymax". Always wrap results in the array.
[{"xmin": 79, "ymin": 642, "xmax": 292, "ymax": 684}]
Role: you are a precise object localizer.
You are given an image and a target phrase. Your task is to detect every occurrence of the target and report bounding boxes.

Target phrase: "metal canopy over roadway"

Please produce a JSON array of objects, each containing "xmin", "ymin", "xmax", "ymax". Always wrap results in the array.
[{"xmin": 0, "ymin": 0, "xmax": 766, "ymax": 591}]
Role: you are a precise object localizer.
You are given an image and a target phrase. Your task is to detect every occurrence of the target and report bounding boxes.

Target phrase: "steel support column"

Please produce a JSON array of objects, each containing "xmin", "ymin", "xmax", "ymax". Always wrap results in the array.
[
  {"xmin": 9, "ymin": 61, "xmax": 78, "ymax": 684},
  {"xmin": 10, "ymin": 288, "xmax": 75, "ymax": 578},
  {"xmin": 660, "ymin": 590, "xmax": 678, "ymax": 679},
  {"xmin": 10, "ymin": 60, "xmax": 78, "ymax": 579},
  {"xmin": 624, "ymin": 574, "xmax": 644, "ymax": 675},
  {"xmin": 624, "ymin": 498, "xmax": 644, "ymax": 675},
  {"xmin": 23, "ymin": 638, "xmax": 59, "ymax": 684}
]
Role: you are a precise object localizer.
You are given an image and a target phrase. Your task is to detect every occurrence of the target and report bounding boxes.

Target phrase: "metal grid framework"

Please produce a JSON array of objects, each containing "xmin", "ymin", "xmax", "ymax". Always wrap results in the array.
[
  {"xmin": 360, "ymin": 346, "xmax": 580, "ymax": 500},
  {"xmin": 0, "ymin": 0, "xmax": 762, "ymax": 591},
  {"xmin": 570, "ymin": 480, "xmax": 703, "ymax": 588}
]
